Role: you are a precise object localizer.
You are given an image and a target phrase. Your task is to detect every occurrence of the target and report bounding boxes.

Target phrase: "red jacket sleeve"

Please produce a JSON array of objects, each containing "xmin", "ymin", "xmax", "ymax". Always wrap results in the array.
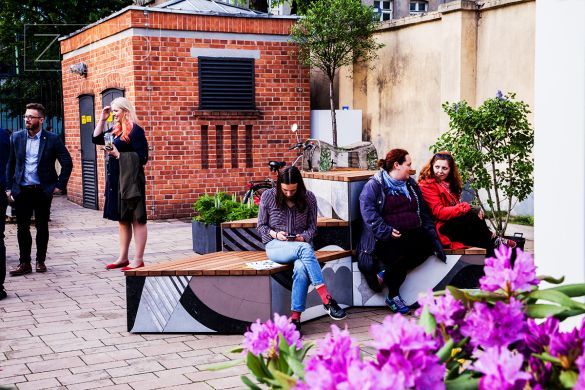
[{"xmin": 419, "ymin": 181, "xmax": 470, "ymax": 221}]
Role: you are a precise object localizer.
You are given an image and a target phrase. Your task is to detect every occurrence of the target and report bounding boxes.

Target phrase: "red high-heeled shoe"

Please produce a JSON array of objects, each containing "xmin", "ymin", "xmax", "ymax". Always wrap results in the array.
[
  {"xmin": 105, "ymin": 260, "xmax": 129, "ymax": 270},
  {"xmin": 120, "ymin": 262, "xmax": 144, "ymax": 271}
]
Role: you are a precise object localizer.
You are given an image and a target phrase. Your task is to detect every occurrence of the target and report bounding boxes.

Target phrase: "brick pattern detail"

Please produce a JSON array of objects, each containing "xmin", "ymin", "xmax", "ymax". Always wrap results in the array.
[{"xmin": 60, "ymin": 12, "xmax": 310, "ymax": 219}]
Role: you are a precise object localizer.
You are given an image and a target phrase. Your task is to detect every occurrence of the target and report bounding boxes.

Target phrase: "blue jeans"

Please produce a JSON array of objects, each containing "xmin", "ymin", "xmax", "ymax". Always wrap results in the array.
[{"xmin": 265, "ymin": 240, "xmax": 325, "ymax": 312}]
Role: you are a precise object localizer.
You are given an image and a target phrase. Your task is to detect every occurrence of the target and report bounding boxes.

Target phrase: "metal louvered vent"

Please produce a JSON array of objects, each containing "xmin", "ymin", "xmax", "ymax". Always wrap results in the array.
[
  {"xmin": 198, "ymin": 57, "xmax": 255, "ymax": 110},
  {"xmin": 81, "ymin": 160, "xmax": 98, "ymax": 210}
]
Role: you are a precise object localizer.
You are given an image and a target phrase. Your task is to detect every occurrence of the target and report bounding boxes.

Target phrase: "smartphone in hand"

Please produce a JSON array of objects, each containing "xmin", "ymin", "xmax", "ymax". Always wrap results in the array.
[{"xmin": 286, "ymin": 234, "xmax": 297, "ymax": 241}]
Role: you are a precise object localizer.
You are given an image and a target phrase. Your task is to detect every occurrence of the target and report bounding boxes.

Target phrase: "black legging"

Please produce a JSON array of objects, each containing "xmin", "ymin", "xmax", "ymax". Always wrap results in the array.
[
  {"xmin": 375, "ymin": 227, "xmax": 434, "ymax": 296},
  {"xmin": 439, "ymin": 211, "xmax": 495, "ymax": 256}
]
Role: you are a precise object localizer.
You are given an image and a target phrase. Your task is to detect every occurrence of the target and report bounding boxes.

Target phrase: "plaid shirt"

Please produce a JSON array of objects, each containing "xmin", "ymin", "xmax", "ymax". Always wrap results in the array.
[{"xmin": 257, "ymin": 188, "xmax": 318, "ymax": 244}]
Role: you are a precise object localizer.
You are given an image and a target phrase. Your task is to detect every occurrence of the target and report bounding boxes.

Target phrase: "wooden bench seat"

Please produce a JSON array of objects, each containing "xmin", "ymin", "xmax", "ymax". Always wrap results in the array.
[
  {"xmin": 125, "ymin": 250, "xmax": 352, "ymax": 276},
  {"xmin": 221, "ymin": 216, "xmax": 349, "ymax": 229}
]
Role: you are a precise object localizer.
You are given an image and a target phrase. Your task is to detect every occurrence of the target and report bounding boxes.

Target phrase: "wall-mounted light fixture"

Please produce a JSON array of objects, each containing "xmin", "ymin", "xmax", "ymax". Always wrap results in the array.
[{"xmin": 70, "ymin": 62, "xmax": 87, "ymax": 77}]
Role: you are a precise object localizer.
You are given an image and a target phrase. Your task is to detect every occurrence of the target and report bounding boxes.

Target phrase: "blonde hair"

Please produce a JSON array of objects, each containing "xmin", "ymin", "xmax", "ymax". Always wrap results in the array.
[{"xmin": 110, "ymin": 97, "xmax": 138, "ymax": 142}]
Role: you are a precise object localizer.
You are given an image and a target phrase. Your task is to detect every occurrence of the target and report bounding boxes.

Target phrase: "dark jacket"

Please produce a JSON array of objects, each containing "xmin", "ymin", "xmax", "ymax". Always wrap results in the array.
[
  {"xmin": 118, "ymin": 151, "xmax": 147, "ymax": 224},
  {"xmin": 357, "ymin": 170, "xmax": 446, "ymax": 276},
  {"xmin": 0, "ymin": 129, "xmax": 10, "ymax": 191},
  {"xmin": 6, "ymin": 129, "xmax": 72, "ymax": 197}
]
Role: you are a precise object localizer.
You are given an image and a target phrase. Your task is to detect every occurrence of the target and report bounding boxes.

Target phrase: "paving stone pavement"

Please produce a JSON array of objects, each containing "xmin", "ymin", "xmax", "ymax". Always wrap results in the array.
[{"xmin": 0, "ymin": 197, "xmax": 534, "ymax": 389}]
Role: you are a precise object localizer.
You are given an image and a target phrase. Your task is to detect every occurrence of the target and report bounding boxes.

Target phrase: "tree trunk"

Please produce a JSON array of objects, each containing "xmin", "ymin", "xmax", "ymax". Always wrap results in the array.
[{"xmin": 329, "ymin": 77, "xmax": 338, "ymax": 147}]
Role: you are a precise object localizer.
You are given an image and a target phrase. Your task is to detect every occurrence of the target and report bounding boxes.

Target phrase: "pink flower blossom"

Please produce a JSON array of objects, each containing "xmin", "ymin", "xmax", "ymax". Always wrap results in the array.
[
  {"xmin": 461, "ymin": 298, "xmax": 525, "ymax": 349},
  {"xmin": 417, "ymin": 290, "xmax": 465, "ymax": 328},
  {"xmin": 480, "ymin": 247, "xmax": 539, "ymax": 294},
  {"xmin": 243, "ymin": 313, "xmax": 301, "ymax": 356},
  {"xmin": 370, "ymin": 314, "xmax": 438, "ymax": 353},
  {"xmin": 472, "ymin": 347, "xmax": 531, "ymax": 390},
  {"xmin": 575, "ymin": 355, "xmax": 585, "ymax": 389}
]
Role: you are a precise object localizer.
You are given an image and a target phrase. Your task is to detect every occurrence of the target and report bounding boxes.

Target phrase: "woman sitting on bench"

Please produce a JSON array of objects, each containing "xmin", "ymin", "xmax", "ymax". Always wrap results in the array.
[
  {"xmin": 257, "ymin": 166, "xmax": 347, "ymax": 331},
  {"xmin": 358, "ymin": 149, "xmax": 446, "ymax": 315},
  {"xmin": 418, "ymin": 151, "xmax": 516, "ymax": 256}
]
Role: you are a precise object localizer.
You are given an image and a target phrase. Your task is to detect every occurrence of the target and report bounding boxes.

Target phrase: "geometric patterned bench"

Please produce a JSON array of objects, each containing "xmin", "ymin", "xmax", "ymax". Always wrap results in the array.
[
  {"xmin": 221, "ymin": 217, "xmax": 351, "ymax": 251},
  {"xmin": 125, "ymin": 250, "xmax": 352, "ymax": 334}
]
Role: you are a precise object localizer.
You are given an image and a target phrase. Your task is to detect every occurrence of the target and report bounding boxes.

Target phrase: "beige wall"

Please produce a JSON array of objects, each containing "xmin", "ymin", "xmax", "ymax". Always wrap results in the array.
[{"xmin": 338, "ymin": 0, "xmax": 535, "ymax": 173}]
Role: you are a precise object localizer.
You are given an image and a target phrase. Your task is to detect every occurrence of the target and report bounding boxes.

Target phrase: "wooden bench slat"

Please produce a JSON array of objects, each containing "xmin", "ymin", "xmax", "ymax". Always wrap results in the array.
[
  {"xmin": 221, "ymin": 216, "xmax": 349, "ymax": 229},
  {"xmin": 126, "ymin": 250, "xmax": 352, "ymax": 276}
]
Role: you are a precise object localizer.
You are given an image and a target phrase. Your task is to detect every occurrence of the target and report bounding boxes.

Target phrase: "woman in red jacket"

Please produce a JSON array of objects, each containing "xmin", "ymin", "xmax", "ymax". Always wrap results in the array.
[{"xmin": 418, "ymin": 151, "xmax": 515, "ymax": 255}]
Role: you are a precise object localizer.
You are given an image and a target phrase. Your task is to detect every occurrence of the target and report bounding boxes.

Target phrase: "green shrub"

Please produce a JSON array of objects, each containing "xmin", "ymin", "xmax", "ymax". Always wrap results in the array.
[{"xmin": 192, "ymin": 192, "xmax": 259, "ymax": 225}]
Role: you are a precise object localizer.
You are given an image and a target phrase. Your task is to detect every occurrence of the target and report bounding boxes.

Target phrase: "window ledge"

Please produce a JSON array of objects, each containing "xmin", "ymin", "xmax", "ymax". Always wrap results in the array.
[{"xmin": 192, "ymin": 109, "xmax": 263, "ymax": 120}]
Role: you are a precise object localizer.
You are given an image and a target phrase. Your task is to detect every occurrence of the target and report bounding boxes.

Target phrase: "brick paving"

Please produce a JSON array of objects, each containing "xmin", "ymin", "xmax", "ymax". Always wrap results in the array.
[{"xmin": 0, "ymin": 197, "xmax": 534, "ymax": 389}]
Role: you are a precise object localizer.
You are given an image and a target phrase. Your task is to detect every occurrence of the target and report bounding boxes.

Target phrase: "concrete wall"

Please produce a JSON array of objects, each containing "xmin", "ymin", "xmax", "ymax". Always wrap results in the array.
[
  {"xmin": 534, "ymin": 0, "xmax": 585, "ymax": 286},
  {"xmin": 338, "ymin": 0, "xmax": 535, "ymax": 213}
]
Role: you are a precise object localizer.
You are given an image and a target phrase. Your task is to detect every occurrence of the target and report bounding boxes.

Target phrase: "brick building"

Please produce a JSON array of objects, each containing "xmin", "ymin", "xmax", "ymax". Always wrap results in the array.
[{"xmin": 59, "ymin": 0, "xmax": 310, "ymax": 219}]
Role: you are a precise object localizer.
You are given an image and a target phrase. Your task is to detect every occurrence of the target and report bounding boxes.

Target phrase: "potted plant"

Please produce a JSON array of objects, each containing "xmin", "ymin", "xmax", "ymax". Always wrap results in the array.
[
  {"xmin": 191, "ymin": 192, "xmax": 259, "ymax": 254},
  {"xmin": 431, "ymin": 91, "xmax": 534, "ymax": 246}
]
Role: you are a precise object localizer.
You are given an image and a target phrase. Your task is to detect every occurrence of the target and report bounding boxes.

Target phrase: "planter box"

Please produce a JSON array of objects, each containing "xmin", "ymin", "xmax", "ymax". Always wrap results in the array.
[{"xmin": 192, "ymin": 221, "xmax": 221, "ymax": 254}]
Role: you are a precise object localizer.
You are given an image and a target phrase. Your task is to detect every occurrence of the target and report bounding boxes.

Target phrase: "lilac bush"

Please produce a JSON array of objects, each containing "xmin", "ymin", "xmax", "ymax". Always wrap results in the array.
[{"xmin": 230, "ymin": 247, "xmax": 585, "ymax": 389}]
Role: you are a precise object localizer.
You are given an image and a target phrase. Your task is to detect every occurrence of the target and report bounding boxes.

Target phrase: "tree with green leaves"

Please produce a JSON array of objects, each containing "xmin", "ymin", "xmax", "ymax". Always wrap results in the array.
[
  {"xmin": 290, "ymin": 0, "xmax": 382, "ymax": 147},
  {"xmin": 0, "ymin": 0, "xmax": 132, "ymax": 123},
  {"xmin": 432, "ymin": 91, "xmax": 534, "ymax": 237}
]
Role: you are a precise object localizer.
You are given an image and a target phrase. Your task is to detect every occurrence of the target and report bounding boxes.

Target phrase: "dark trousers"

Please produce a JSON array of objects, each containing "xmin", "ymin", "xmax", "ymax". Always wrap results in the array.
[
  {"xmin": 375, "ymin": 227, "xmax": 434, "ymax": 296},
  {"xmin": 0, "ymin": 189, "xmax": 7, "ymax": 289},
  {"xmin": 440, "ymin": 212, "xmax": 494, "ymax": 256},
  {"xmin": 14, "ymin": 187, "xmax": 52, "ymax": 264}
]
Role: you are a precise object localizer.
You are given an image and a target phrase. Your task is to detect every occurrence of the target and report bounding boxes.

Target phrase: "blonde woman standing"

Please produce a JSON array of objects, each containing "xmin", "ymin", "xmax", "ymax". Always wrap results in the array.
[{"xmin": 93, "ymin": 97, "xmax": 149, "ymax": 270}]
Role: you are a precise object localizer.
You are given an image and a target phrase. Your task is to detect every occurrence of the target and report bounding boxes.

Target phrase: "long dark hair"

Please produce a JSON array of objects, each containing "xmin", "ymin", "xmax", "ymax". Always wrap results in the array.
[
  {"xmin": 276, "ymin": 166, "xmax": 308, "ymax": 211},
  {"xmin": 418, "ymin": 151, "xmax": 463, "ymax": 197}
]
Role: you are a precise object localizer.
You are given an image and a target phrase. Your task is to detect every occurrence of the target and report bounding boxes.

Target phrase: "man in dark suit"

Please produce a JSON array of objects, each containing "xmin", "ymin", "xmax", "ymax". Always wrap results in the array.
[
  {"xmin": 5, "ymin": 103, "xmax": 72, "ymax": 276},
  {"xmin": 0, "ymin": 128, "xmax": 10, "ymax": 298}
]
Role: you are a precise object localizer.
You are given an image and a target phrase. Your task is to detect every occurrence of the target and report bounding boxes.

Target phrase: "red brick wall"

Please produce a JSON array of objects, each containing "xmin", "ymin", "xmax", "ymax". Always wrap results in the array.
[{"xmin": 61, "ymin": 11, "xmax": 310, "ymax": 219}]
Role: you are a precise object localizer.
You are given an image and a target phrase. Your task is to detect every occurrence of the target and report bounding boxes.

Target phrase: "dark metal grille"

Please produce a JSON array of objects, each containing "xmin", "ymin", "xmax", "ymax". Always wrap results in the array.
[
  {"xmin": 198, "ymin": 57, "xmax": 255, "ymax": 110},
  {"xmin": 81, "ymin": 160, "xmax": 98, "ymax": 210}
]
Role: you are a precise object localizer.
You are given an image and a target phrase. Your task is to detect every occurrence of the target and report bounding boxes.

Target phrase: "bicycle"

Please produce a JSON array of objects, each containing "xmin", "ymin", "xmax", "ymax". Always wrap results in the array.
[{"xmin": 243, "ymin": 124, "xmax": 316, "ymax": 205}]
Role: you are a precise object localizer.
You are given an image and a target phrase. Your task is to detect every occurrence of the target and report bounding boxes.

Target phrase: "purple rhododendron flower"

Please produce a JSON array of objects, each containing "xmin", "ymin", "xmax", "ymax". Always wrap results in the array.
[
  {"xmin": 496, "ymin": 90, "xmax": 504, "ymax": 100},
  {"xmin": 521, "ymin": 318, "xmax": 559, "ymax": 355},
  {"xmin": 370, "ymin": 314, "xmax": 438, "ymax": 353},
  {"xmin": 461, "ymin": 298, "xmax": 525, "ymax": 349},
  {"xmin": 242, "ymin": 313, "xmax": 301, "ymax": 356},
  {"xmin": 299, "ymin": 325, "xmax": 361, "ymax": 389},
  {"xmin": 480, "ymin": 246, "xmax": 539, "ymax": 294},
  {"xmin": 417, "ymin": 290, "xmax": 465, "ymax": 328},
  {"xmin": 549, "ymin": 327, "xmax": 583, "ymax": 366},
  {"xmin": 527, "ymin": 355, "xmax": 552, "ymax": 389},
  {"xmin": 472, "ymin": 347, "xmax": 531, "ymax": 390},
  {"xmin": 575, "ymin": 355, "xmax": 585, "ymax": 389}
]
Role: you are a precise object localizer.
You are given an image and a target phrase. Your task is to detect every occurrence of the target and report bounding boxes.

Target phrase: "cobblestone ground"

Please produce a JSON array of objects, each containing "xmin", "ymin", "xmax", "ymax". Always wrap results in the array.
[
  {"xmin": 0, "ymin": 197, "xmax": 534, "ymax": 389},
  {"xmin": 0, "ymin": 197, "xmax": 393, "ymax": 389}
]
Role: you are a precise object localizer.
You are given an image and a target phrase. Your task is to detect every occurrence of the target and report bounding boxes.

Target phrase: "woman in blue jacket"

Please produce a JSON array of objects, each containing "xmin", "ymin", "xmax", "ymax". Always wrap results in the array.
[{"xmin": 358, "ymin": 148, "xmax": 445, "ymax": 314}]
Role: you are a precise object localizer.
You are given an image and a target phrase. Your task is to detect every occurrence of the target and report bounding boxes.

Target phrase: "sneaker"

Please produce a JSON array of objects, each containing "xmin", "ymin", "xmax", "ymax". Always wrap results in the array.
[
  {"xmin": 291, "ymin": 319, "xmax": 302, "ymax": 334},
  {"xmin": 495, "ymin": 236, "xmax": 517, "ymax": 249},
  {"xmin": 323, "ymin": 296, "xmax": 347, "ymax": 320},
  {"xmin": 385, "ymin": 295, "xmax": 410, "ymax": 315}
]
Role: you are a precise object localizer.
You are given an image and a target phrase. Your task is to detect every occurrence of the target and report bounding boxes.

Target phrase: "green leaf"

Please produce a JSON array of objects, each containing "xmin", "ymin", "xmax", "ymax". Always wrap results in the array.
[
  {"xmin": 207, "ymin": 358, "xmax": 244, "ymax": 371},
  {"xmin": 246, "ymin": 352, "xmax": 271, "ymax": 379},
  {"xmin": 268, "ymin": 366, "xmax": 297, "ymax": 390},
  {"xmin": 538, "ymin": 275, "xmax": 565, "ymax": 284},
  {"xmin": 436, "ymin": 338, "xmax": 456, "ymax": 363},
  {"xmin": 527, "ymin": 290, "xmax": 585, "ymax": 311},
  {"xmin": 542, "ymin": 283, "xmax": 585, "ymax": 297},
  {"xmin": 230, "ymin": 347, "xmax": 244, "ymax": 353},
  {"xmin": 447, "ymin": 286, "xmax": 469, "ymax": 304},
  {"xmin": 286, "ymin": 355, "xmax": 306, "ymax": 378},
  {"xmin": 525, "ymin": 304, "xmax": 568, "ymax": 318},
  {"xmin": 532, "ymin": 352, "xmax": 562, "ymax": 365},
  {"xmin": 559, "ymin": 370, "xmax": 578, "ymax": 388},
  {"xmin": 419, "ymin": 305, "xmax": 437, "ymax": 335},
  {"xmin": 241, "ymin": 375, "xmax": 262, "ymax": 390},
  {"xmin": 445, "ymin": 372, "xmax": 480, "ymax": 390}
]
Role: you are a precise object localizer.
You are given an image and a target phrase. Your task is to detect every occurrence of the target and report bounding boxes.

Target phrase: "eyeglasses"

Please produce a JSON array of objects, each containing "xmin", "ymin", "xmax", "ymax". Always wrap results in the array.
[{"xmin": 24, "ymin": 115, "xmax": 42, "ymax": 120}]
